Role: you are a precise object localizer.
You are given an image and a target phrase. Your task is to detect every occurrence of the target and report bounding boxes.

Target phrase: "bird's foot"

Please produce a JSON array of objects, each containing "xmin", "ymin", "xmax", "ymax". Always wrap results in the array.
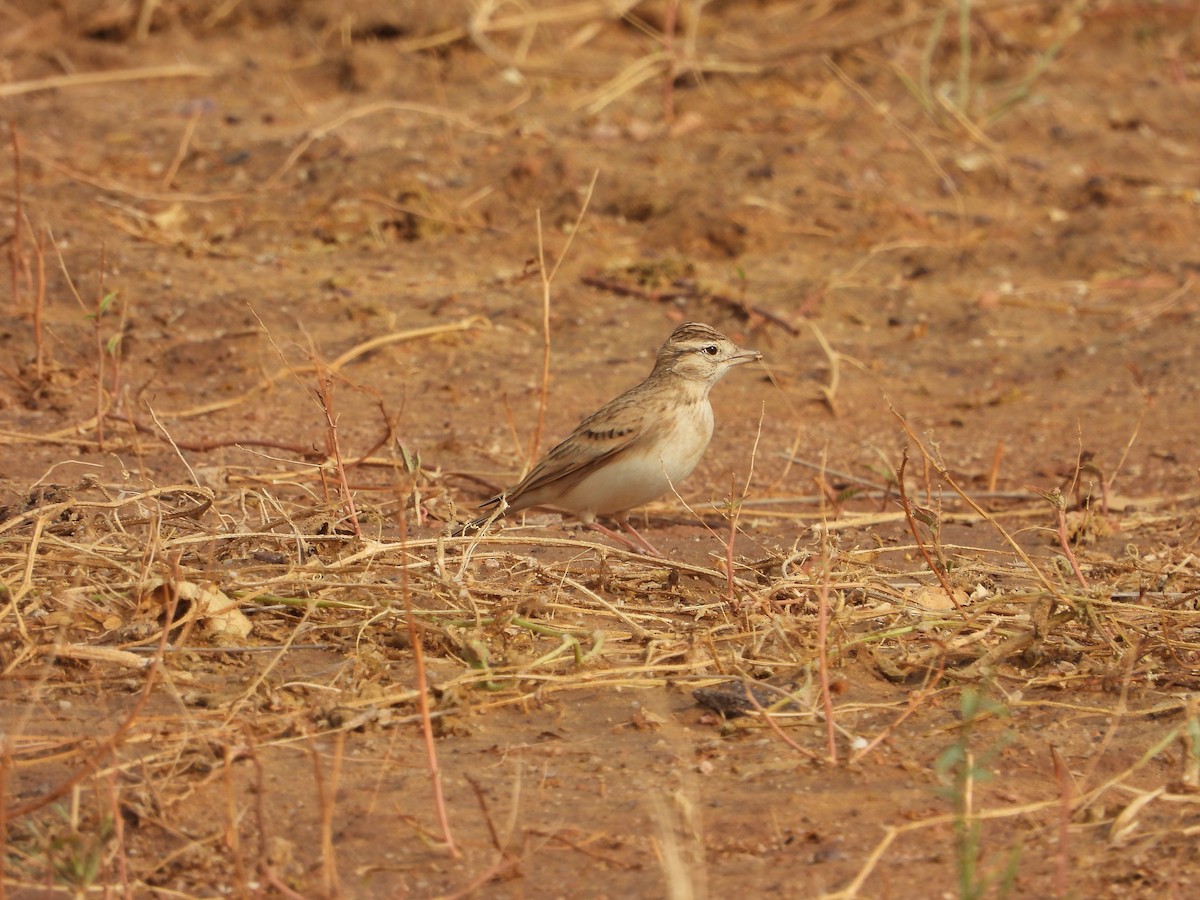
[
  {"xmin": 588, "ymin": 520, "xmax": 664, "ymax": 556},
  {"xmin": 585, "ymin": 521, "xmax": 656, "ymax": 555}
]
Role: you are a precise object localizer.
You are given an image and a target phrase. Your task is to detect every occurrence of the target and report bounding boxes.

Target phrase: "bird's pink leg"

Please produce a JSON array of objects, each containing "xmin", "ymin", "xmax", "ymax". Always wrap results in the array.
[
  {"xmin": 614, "ymin": 514, "xmax": 665, "ymax": 556},
  {"xmin": 587, "ymin": 521, "xmax": 648, "ymax": 554}
]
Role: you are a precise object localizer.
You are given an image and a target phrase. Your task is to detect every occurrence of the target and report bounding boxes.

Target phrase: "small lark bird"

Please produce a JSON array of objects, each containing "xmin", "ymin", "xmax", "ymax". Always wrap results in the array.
[{"xmin": 459, "ymin": 322, "xmax": 761, "ymax": 554}]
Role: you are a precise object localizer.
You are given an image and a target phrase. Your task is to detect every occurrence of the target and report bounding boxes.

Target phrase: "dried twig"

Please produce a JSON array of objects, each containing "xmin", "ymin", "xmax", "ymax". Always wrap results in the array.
[
  {"xmin": 580, "ymin": 272, "xmax": 800, "ymax": 336},
  {"xmin": 399, "ymin": 508, "xmax": 459, "ymax": 857},
  {"xmin": 0, "ymin": 64, "xmax": 214, "ymax": 99},
  {"xmin": 528, "ymin": 170, "xmax": 599, "ymax": 465},
  {"xmin": 895, "ymin": 449, "xmax": 961, "ymax": 608}
]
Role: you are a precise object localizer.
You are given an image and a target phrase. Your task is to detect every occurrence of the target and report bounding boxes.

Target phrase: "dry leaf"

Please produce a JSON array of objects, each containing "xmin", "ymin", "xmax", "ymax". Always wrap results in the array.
[
  {"xmin": 142, "ymin": 579, "xmax": 253, "ymax": 639},
  {"xmin": 908, "ymin": 585, "xmax": 968, "ymax": 610}
]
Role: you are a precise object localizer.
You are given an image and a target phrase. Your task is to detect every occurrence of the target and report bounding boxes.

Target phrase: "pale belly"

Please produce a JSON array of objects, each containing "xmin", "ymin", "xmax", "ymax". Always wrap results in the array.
[{"xmin": 555, "ymin": 405, "xmax": 714, "ymax": 520}]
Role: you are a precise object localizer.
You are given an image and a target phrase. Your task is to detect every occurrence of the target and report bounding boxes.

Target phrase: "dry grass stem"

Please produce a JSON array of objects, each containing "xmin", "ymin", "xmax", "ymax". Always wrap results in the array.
[
  {"xmin": 528, "ymin": 170, "xmax": 600, "ymax": 465},
  {"xmin": 0, "ymin": 64, "xmax": 214, "ymax": 99}
]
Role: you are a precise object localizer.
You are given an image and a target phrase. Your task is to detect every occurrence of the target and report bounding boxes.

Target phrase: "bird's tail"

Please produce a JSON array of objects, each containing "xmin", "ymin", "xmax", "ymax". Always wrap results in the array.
[{"xmin": 450, "ymin": 495, "xmax": 506, "ymax": 537}]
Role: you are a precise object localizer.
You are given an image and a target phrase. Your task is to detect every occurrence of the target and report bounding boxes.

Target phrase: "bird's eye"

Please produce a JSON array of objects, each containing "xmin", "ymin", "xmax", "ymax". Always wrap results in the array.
[{"xmin": 701, "ymin": 345, "xmax": 719, "ymax": 355}]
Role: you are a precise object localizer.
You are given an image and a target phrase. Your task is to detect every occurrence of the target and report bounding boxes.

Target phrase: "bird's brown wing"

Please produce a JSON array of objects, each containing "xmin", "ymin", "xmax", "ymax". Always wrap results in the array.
[
  {"xmin": 483, "ymin": 399, "xmax": 658, "ymax": 516},
  {"xmin": 508, "ymin": 429, "xmax": 636, "ymax": 505}
]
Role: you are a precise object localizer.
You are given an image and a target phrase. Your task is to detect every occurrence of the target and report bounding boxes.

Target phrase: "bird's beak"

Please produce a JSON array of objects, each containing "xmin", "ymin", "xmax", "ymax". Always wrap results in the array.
[{"xmin": 731, "ymin": 348, "xmax": 762, "ymax": 365}]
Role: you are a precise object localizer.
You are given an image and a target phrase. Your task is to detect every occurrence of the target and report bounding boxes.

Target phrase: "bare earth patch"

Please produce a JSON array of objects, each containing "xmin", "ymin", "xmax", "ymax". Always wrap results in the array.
[{"xmin": 2, "ymin": 1, "xmax": 1199, "ymax": 897}]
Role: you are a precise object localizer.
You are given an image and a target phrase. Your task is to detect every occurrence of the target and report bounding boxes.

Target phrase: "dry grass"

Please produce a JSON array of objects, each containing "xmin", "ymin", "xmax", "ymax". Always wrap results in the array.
[{"xmin": 2, "ymin": 448, "xmax": 1198, "ymax": 892}]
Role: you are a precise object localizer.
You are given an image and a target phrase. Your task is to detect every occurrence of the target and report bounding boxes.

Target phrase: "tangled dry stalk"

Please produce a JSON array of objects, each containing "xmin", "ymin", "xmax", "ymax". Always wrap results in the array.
[{"xmin": 2, "ymin": 439, "xmax": 1198, "ymax": 893}]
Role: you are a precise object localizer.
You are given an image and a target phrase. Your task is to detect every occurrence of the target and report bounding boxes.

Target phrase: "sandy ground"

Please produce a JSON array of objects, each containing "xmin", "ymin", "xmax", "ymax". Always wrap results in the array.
[{"xmin": 2, "ymin": 1, "xmax": 1199, "ymax": 897}]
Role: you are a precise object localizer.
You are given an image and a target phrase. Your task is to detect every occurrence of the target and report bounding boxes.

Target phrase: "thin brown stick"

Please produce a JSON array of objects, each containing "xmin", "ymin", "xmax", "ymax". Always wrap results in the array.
[
  {"xmin": 580, "ymin": 272, "xmax": 801, "ymax": 335},
  {"xmin": 327, "ymin": 318, "xmax": 489, "ymax": 372},
  {"xmin": 824, "ymin": 795, "xmax": 1066, "ymax": 900},
  {"xmin": 50, "ymin": 236, "xmax": 116, "ymax": 450},
  {"xmin": 895, "ymin": 449, "xmax": 960, "ymax": 607},
  {"xmin": 1101, "ymin": 405, "xmax": 1147, "ymax": 516},
  {"xmin": 741, "ymin": 683, "xmax": 821, "ymax": 762},
  {"xmin": 399, "ymin": 507, "xmax": 459, "ymax": 856},
  {"xmin": 528, "ymin": 170, "xmax": 599, "ymax": 464},
  {"xmin": 135, "ymin": 0, "xmax": 160, "ymax": 40},
  {"xmin": 769, "ymin": 418, "xmax": 809, "ymax": 495},
  {"xmin": 162, "ymin": 109, "xmax": 201, "ymax": 190},
  {"xmin": 805, "ymin": 318, "xmax": 841, "ymax": 415},
  {"xmin": 414, "ymin": 0, "xmax": 952, "ymax": 70},
  {"xmin": 1050, "ymin": 492, "xmax": 1089, "ymax": 590},
  {"xmin": 315, "ymin": 369, "xmax": 362, "ymax": 538},
  {"xmin": 987, "ymin": 439, "xmax": 1004, "ymax": 493},
  {"xmin": 0, "ymin": 64, "xmax": 214, "ymax": 99},
  {"xmin": 1120, "ymin": 276, "xmax": 1196, "ymax": 331},
  {"xmin": 145, "ymin": 402, "xmax": 201, "ymax": 487},
  {"xmin": 105, "ymin": 412, "xmax": 323, "ymax": 457},
  {"xmin": 465, "ymin": 775, "xmax": 505, "ymax": 852},
  {"xmin": 8, "ymin": 512, "xmax": 42, "ymax": 631}
]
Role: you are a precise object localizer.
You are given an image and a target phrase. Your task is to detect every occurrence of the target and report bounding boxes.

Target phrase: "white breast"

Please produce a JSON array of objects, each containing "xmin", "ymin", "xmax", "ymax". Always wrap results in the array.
[
  {"xmin": 656, "ymin": 401, "xmax": 715, "ymax": 484},
  {"xmin": 554, "ymin": 401, "xmax": 714, "ymax": 521}
]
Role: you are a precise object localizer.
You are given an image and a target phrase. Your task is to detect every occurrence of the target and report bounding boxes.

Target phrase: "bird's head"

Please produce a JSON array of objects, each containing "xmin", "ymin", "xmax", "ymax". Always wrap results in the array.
[{"xmin": 654, "ymin": 322, "xmax": 762, "ymax": 384}]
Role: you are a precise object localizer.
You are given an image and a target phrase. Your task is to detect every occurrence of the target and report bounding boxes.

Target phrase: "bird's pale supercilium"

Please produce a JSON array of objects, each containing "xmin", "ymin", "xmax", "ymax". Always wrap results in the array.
[{"xmin": 460, "ymin": 322, "xmax": 761, "ymax": 554}]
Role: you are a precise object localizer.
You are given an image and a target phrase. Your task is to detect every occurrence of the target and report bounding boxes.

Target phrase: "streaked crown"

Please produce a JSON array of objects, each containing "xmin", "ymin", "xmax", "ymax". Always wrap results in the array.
[{"xmin": 653, "ymin": 321, "xmax": 761, "ymax": 383}]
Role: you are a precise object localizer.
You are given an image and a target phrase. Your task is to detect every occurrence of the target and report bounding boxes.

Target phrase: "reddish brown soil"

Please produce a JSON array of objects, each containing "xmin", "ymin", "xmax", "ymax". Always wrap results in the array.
[{"xmin": 2, "ymin": 2, "xmax": 1199, "ymax": 898}]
